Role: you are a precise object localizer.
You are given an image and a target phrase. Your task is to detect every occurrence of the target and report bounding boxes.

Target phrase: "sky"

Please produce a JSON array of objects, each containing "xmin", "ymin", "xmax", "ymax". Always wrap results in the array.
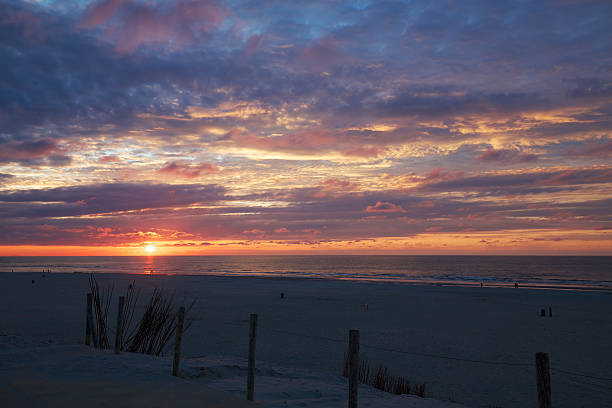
[{"xmin": 0, "ymin": 0, "xmax": 611, "ymax": 256}]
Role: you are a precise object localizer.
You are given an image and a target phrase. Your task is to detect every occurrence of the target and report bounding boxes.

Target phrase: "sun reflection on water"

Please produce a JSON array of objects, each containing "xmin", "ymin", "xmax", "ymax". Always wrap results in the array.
[{"xmin": 143, "ymin": 256, "xmax": 155, "ymax": 275}]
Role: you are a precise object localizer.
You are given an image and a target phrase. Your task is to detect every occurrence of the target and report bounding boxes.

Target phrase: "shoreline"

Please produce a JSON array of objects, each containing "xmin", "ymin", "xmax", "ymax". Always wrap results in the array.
[
  {"xmin": 2, "ymin": 270, "xmax": 611, "ymax": 293},
  {"xmin": 2, "ymin": 255, "xmax": 611, "ymax": 293}
]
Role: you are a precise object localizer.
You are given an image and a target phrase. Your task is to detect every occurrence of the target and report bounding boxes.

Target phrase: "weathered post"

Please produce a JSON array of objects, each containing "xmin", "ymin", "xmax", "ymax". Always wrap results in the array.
[
  {"xmin": 348, "ymin": 329, "xmax": 360, "ymax": 408},
  {"xmin": 172, "ymin": 306, "xmax": 185, "ymax": 376},
  {"xmin": 535, "ymin": 352, "xmax": 552, "ymax": 408},
  {"xmin": 85, "ymin": 293, "xmax": 93, "ymax": 346},
  {"xmin": 247, "ymin": 313, "xmax": 258, "ymax": 401},
  {"xmin": 114, "ymin": 296, "xmax": 125, "ymax": 354}
]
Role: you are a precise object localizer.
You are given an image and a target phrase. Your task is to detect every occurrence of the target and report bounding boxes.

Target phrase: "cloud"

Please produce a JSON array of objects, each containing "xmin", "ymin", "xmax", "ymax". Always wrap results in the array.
[
  {"xmin": 0, "ymin": 182, "xmax": 226, "ymax": 218},
  {"xmin": 158, "ymin": 161, "xmax": 219, "ymax": 178},
  {"xmin": 80, "ymin": 0, "xmax": 124, "ymax": 27},
  {"xmin": 99, "ymin": 155, "xmax": 121, "ymax": 163},
  {"xmin": 365, "ymin": 202, "xmax": 407, "ymax": 213},
  {"xmin": 0, "ymin": 173, "xmax": 14, "ymax": 184},
  {"xmin": 375, "ymin": 88, "xmax": 547, "ymax": 118},
  {"xmin": 0, "ymin": 137, "xmax": 70, "ymax": 166},
  {"xmin": 245, "ymin": 34, "xmax": 263, "ymax": 56},
  {"xmin": 80, "ymin": 0, "xmax": 228, "ymax": 52},
  {"xmin": 242, "ymin": 229, "xmax": 264, "ymax": 236},
  {"xmin": 0, "ymin": 138, "xmax": 55, "ymax": 160},
  {"xmin": 567, "ymin": 78, "xmax": 612, "ymax": 98},
  {"xmin": 1, "ymin": 0, "xmax": 611, "ymax": 251},
  {"xmin": 421, "ymin": 167, "xmax": 465, "ymax": 184},
  {"xmin": 568, "ymin": 140, "xmax": 612, "ymax": 159},
  {"xmin": 342, "ymin": 146, "xmax": 383, "ymax": 158},
  {"xmin": 419, "ymin": 167, "xmax": 612, "ymax": 194},
  {"xmin": 297, "ymin": 35, "xmax": 346, "ymax": 70},
  {"xmin": 48, "ymin": 155, "xmax": 73, "ymax": 167},
  {"xmin": 477, "ymin": 148, "xmax": 539, "ymax": 164}
]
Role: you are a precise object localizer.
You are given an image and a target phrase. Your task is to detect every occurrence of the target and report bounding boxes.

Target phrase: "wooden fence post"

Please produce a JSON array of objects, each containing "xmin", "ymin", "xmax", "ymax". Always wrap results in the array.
[
  {"xmin": 114, "ymin": 296, "xmax": 125, "ymax": 354},
  {"xmin": 172, "ymin": 306, "xmax": 185, "ymax": 376},
  {"xmin": 247, "ymin": 313, "xmax": 258, "ymax": 401},
  {"xmin": 348, "ymin": 329, "xmax": 360, "ymax": 408},
  {"xmin": 85, "ymin": 293, "xmax": 93, "ymax": 346},
  {"xmin": 535, "ymin": 352, "xmax": 552, "ymax": 408}
]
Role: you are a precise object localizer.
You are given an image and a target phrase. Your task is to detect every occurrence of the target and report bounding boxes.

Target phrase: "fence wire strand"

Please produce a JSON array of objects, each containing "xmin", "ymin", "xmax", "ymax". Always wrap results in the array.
[
  {"xmin": 551, "ymin": 367, "xmax": 612, "ymax": 383},
  {"xmin": 228, "ymin": 319, "xmax": 612, "ymax": 392},
  {"xmin": 552, "ymin": 371, "xmax": 612, "ymax": 394},
  {"xmin": 257, "ymin": 324, "xmax": 532, "ymax": 367}
]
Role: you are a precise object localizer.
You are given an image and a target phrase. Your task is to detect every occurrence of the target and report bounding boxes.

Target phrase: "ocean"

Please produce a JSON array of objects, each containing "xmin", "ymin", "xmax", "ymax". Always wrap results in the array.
[{"xmin": 1, "ymin": 255, "xmax": 611, "ymax": 290}]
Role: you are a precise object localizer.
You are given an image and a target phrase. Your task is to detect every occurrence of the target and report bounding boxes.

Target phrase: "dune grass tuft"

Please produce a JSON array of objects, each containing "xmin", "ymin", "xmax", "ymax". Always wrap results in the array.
[
  {"xmin": 342, "ymin": 353, "xmax": 426, "ymax": 398},
  {"xmin": 88, "ymin": 275, "xmax": 194, "ymax": 356}
]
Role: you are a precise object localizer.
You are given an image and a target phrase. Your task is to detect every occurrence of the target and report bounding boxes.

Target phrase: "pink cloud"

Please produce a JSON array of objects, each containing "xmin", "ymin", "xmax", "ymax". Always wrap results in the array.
[
  {"xmin": 422, "ymin": 167, "xmax": 464, "ymax": 184},
  {"xmin": 224, "ymin": 127, "xmax": 390, "ymax": 159},
  {"xmin": 298, "ymin": 36, "xmax": 345, "ymax": 70},
  {"xmin": 365, "ymin": 201, "xmax": 407, "ymax": 213},
  {"xmin": 245, "ymin": 34, "xmax": 263, "ymax": 55},
  {"xmin": 158, "ymin": 161, "xmax": 219, "ymax": 178},
  {"xmin": 0, "ymin": 138, "xmax": 58, "ymax": 161},
  {"xmin": 80, "ymin": 0, "xmax": 228, "ymax": 52},
  {"xmin": 99, "ymin": 155, "xmax": 121, "ymax": 163},
  {"xmin": 300, "ymin": 228, "xmax": 322, "ymax": 235},
  {"xmin": 2, "ymin": 6, "xmax": 43, "ymax": 39},
  {"xmin": 242, "ymin": 229, "xmax": 264, "ymax": 236},
  {"xmin": 321, "ymin": 178, "xmax": 357, "ymax": 190},
  {"xmin": 569, "ymin": 141, "xmax": 612, "ymax": 158},
  {"xmin": 80, "ymin": 0, "xmax": 125, "ymax": 28},
  {"xmin": 312, "ymin": 178, "xmax": 359, "ymax": 198},
  {"xmin": 543, "ymin": 170, "xmax": 575, "ymax": 185}
]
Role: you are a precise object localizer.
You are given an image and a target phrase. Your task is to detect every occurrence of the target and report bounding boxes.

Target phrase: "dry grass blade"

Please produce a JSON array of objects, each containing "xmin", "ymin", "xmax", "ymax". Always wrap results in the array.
[
  {"xmin": 393, "ymin": 376, "xmax": 411, "ymax": 395},
  {"xmin": 118, "ymin": 281, "xmax": 140, "ymax": 350},
  {"xmin": 86, "ymin": 278, "xmax": 195, "ymax": 356},
  {"xmin": 372, "ymin": 364, "xmax": 393, "ymax": 392},
  {"xmin": 88, "ymin": 274, "xmax": 113, "ymax": 349},
  {"xmin": 413, "ymin": 383, "xmax": 426, "ymax": 398},
  {"xmin": 124, "ymin": 288, "xmax": 196, "ymax": 356}
]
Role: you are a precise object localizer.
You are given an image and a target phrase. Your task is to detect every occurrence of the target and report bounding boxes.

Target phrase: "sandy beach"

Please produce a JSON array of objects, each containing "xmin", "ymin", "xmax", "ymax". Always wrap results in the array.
[{"xmin": 1, "ymin": 272, "xmax": 611, "ymax": 408}]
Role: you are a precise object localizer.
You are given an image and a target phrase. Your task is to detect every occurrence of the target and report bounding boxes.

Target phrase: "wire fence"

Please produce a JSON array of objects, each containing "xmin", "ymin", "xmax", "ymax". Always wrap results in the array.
[
  {"xmin": 263, "ymin": 325, "xmax": 612, "ymax": 387},
  {"xmin": 209, "ymin": 319, "xmax": 612, "ymax": 389},
  {"xmin": 85, "ymin": 291, "xmax": 612, "ymax": 408}
]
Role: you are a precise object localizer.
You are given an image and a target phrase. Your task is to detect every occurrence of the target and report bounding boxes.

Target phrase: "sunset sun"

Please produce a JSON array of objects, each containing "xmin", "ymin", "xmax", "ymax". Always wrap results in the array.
[{"xmin": 145, "ymin": 245, "xmax": 155, "ymax": 254}]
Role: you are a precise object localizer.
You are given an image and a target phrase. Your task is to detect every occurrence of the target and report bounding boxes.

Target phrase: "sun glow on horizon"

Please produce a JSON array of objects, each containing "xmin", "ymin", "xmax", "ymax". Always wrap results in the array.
[{"xmin": 145, "ymin": 245, "xmax": 155, "ymax": 254}]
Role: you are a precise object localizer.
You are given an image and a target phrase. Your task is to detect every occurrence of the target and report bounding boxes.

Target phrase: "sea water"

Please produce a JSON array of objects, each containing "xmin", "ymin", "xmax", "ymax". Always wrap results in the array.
[{"xmin": 1, "ymin": 255, "xmax": 611, "ymax": 290}]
